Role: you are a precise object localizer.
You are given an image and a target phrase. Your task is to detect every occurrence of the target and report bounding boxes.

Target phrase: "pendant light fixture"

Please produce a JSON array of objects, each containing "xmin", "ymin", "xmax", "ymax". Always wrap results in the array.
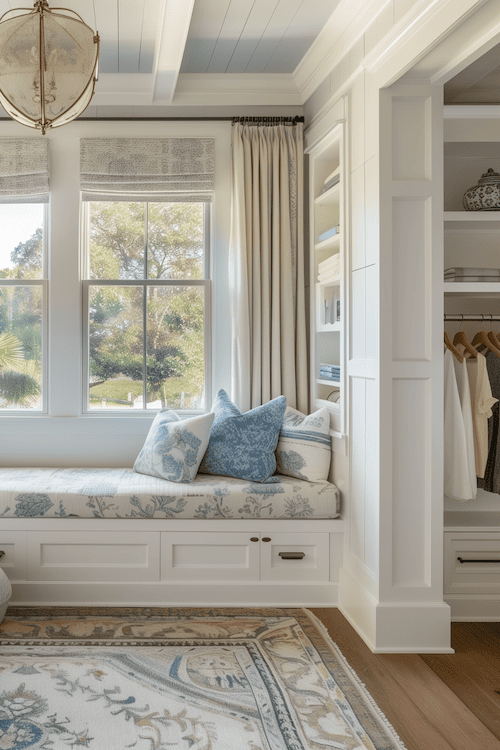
[{"xmin": 0, "ymin": 0, "xmax": 99, "ymax": 134}]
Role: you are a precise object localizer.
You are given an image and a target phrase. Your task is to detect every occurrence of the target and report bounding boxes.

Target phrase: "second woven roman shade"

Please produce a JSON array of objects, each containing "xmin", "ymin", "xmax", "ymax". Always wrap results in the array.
[{"xmin": 80, "ymin": 138, "xmax": 215, "ymax": 202}]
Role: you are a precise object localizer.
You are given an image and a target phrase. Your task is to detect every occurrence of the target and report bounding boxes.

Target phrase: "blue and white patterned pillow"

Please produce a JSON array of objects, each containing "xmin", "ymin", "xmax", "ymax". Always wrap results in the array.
[
  {"xmin": 199, "ymin": 390, "xmax": 287, "ymax": 482},
  {"xmin": 134, "ymin": 410, "xmax": 214, "ymax": 483},
  {"xmin": 276, "ymin": 406, "xmax": 331, "ymax": 482}
]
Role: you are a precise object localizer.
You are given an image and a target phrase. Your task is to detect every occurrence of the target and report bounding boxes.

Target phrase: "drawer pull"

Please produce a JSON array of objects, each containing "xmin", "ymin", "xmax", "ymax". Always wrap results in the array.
[
  {"xmin": 262, "ymin": 537, "xmax": 271, "ymax": 542},
  {"xmin": 279, "ymin": 551, "xmax": 305, "ymax": 560},
  {"xmin": 457, "ymin": 557, "xmax": 500, "ymax": 564},
  {"xmin": 250, "ymin": 537, "xmax": 259, "ymax": 542},
  {"xmin": 0, "ymin": 551, "xmax": 4, "ymax": 559}
]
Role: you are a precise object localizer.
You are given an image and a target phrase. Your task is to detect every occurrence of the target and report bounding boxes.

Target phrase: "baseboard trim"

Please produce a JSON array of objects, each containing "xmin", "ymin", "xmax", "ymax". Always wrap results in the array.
[
  {"xmin": 339, "ymin": 567, "xmax": 454, "ymax": 652},
  {"xmin": 9, "ymin": 581, "xmax": 339, "ymax": 607},
  {"xmin": 446, "ymin": 595, "xmax": 500, "ymax": 622}
]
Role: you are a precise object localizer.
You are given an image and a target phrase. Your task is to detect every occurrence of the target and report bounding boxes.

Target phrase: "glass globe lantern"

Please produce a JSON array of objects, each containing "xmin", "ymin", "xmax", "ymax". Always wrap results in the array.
[{"xmin": 0, "ymin": 0, "xmax": 99, "ymax": 134}]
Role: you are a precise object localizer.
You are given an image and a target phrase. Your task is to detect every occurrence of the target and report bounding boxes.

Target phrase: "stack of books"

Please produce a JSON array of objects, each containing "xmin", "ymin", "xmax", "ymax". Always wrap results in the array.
[
  {"xmin": 322, "ymin": 166, "xmax": 340, "ymax": 193},
  {"xmin": 445, "ymin": 267, "xmax": 500, "ymax": 282},
  {"xmin": 320, "ymin": 364, "xmax": 340, "ymax": 382},
  {"xmin": 318, "ymin": 254, "xmax": 340, "ymax": 283}
]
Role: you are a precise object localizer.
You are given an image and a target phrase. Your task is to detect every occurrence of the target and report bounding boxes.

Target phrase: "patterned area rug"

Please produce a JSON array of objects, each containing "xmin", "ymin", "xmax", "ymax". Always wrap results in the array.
[{"xmin": 0, "ymin": 607, "xmax": 406, "ymax": 750}]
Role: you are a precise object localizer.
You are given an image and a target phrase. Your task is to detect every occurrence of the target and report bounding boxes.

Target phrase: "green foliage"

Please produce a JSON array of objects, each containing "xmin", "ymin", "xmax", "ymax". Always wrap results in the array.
[
  {"xmin": 88, "ymin": 202, "xmax": 206, "ymax": 408},
  {"xmin": 10, "ymin": 226, "xmax": 43, "ymax": 279},
  {"xmin": 0, "ymin": 332, "xmax": 23, "ymax": 370}
]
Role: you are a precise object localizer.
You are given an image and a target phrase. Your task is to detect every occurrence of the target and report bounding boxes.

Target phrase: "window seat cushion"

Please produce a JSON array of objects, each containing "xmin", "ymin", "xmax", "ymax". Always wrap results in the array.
[{"xmin": 0, "ymin": 468, "xmax": 340, "ymax": 519}]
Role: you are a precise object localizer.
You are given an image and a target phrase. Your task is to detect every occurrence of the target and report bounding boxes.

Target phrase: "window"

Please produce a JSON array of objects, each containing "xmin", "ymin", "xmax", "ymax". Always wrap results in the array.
[
  {"xmin": 83, "ymin": 201, "xmax": 211, "ymax": 411},
  {"xmin": 0, "ymin": 203, "xmax": 46, "ymax": 411}
]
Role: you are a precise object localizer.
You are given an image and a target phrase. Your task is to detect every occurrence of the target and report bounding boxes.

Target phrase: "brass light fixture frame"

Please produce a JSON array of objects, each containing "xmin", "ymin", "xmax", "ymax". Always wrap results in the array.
[{"xmin": 0, "ymin": 0, "xmax": 99, "ymax": 134}]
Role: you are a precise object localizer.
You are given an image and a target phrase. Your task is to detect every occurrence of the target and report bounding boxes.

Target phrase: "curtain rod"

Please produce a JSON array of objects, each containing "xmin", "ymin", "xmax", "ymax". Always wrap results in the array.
[
  {"xmin": 445, "ymin": 314, "xmax": 500, "ymax": 321},
  {"xmin": 0, "ymin": 116, "xmax": 305, "ymax": 123}
]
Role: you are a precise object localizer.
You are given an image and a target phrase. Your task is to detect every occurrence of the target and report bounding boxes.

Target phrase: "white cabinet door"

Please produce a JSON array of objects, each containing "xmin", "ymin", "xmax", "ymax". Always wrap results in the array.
[
  {"xmin": 27, "ymin": 531, "xmax": 160, "ymax": 581},
  {"xmin": 0, "ymin": 531, "xmax": 27, "ymax": 580},
  {"xmin": 260, "ymin": 532, "xmax": 330, "ymax": 581},
  {"xmin": 161, "ymin": 532, "xmax": 260, "ymax": 581}
]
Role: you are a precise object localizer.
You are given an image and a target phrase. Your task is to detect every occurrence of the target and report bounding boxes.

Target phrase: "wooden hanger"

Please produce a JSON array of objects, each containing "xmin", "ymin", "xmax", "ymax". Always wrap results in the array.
[
  {"xmin": 471, "ymin": 329, "xmax": 500, "ymax": 358},
  {"xmin": 444, "ymin": 332, "xmax": 464, "ymax": 362},
  {"xmin": 453, "ymin": 327, "xmax": 479, "ymax": 358}
]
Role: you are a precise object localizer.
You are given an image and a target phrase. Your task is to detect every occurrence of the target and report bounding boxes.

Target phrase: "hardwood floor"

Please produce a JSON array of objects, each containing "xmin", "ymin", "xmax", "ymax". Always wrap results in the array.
[{"xmin": 311, "ymin": 608, "xmax": 500, "ymax": 750}]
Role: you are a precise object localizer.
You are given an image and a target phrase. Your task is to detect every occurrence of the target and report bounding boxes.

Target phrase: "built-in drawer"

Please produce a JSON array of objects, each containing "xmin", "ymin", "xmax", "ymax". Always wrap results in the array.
[
  {"xmin": 260, "ymin": 532, "xmax": 330, "ymax": 581},
  {"xmin": 444, "ymin": 532, "xmax": 500, "ymax": 594},
  {"xmin": 27, "ymin": 531, "xmax": 160, "ymax": 582},
  {"xmin": 0, "ymin": 531, "xmax": 27, "ymax": 580},
  {"xmin": 161, "ymin": 532, "xmax": 260, "ymax": 581}
]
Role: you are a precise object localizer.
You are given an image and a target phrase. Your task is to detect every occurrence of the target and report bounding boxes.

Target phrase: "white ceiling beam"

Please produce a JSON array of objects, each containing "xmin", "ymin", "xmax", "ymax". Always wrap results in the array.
[
  {"xmin": 173, "ymin": 73, "xmax": 302, "ymax": 106},
  {"xmin": 152, "ymin": 0, "xmax": 197, "ymax": 103}
]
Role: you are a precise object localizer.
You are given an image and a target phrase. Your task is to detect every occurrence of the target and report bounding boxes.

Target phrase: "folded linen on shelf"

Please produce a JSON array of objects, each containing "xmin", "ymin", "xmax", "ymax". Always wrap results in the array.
[
  {"xmin": 318, "ymin": 227, "xmax": 339, "ymax": 243},
  {"xmin": 318, "ymin": 273, "xmax": 340, "ymax": 283},
  {"xmin": 318, "ymin": 255, "xmax": 340, "ymax": 272},
  {"xmin": 445, "ymin": 267, "xmax": 500, "ymax": 277}
]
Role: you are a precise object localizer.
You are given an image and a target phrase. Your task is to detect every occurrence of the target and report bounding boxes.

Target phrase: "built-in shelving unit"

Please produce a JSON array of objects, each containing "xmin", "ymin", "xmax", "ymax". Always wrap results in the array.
[
  {"xmin": 308, "ymin": 124, "xmax": 345, "ymax": 437},
  {"xmin": 443, "ymin": 109, "xmax": 500, "ymax": 621}
]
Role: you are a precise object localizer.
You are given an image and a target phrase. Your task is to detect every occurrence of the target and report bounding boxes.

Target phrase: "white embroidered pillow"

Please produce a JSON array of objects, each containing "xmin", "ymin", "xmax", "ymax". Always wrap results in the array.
[
  {"xmin": 134, "ymin": 410, "xmax": 214, "ymax": 483},
  {"xmin": 276, "ymin": 406, "xmax": 331, "ymax": 482}
]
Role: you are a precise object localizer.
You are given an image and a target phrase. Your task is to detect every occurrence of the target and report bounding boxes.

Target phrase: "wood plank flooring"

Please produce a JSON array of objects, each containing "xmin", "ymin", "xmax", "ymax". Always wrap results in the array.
[{"xmin": 311, "ymin": 608, "xmax": 500, "ymax": 750}]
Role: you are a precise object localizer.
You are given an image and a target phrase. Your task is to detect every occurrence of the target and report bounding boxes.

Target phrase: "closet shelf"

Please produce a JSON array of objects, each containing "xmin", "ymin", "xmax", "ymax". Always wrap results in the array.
[
  {"xmin": 317, "ymin": 378, "xmax": 341, "ymax": 386},
  {"xmin": 314, "ymin": 183, "xmax": 340, "ymax": 206},
  {"xmin": 317, "ymin": 322, "xmax": 341, "ymax": 332},
  {"xmin": 444, "ymin": 212, "xmax": 500, "ymax": 221},
  {"xmin": 444, "ymin": 211, "xmax": 500, "ymax": 230},
  {"xmin": 444, "ymin": 282, "xmax": 500, "ymax": 296},
  {"xmin": 315, "ymin": 233, "xmax": 340, "ymax": 252}
]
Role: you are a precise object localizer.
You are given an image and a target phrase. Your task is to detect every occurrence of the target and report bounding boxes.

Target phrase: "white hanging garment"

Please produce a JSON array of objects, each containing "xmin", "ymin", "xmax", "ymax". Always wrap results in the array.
[
  {"xmin": 444, "ymin": 349, "xmax": 477, "ymax": 501},
  {"xmin": 466, "ymin": 353, "xmax": 498, "ymax": 478},
  {"xmin": 452, "ymin": 355, "xmax": 477, "ymax": 498}
]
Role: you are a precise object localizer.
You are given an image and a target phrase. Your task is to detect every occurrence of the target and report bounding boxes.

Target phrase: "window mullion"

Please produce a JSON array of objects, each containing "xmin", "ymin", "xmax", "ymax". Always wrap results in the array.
[{"xmin": 143, "ymin": 284, "xmax": 147, "ymax": 410}]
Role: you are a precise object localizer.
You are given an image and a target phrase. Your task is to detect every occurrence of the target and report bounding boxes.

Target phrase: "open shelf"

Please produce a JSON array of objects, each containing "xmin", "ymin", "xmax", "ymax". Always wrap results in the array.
[
  {"xmin": 314, "ymin": 233, "xmax": 340, "ymax": 252},
  {"xmin": 314, "ymin": 182, "xmax": 340, "ymax": 206},
  {"xmin": 317, "ymin": 378, "xmax": 341, "ymax": 386},
  {"xmin": 444, "ymin": 282, "xmax": 500, "ymax": 296}
]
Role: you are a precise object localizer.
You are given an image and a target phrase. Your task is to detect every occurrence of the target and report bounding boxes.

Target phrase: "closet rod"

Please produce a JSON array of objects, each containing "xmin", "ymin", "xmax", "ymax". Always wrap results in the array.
[{"xmin": 444, "ymin": 314, "xmax": 500, "ymax": 321}]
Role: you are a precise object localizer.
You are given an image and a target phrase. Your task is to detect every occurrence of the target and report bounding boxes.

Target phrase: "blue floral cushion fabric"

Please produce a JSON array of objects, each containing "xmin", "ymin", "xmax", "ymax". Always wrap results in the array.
[
  {"xmin": 276, "ymin": 406, "xmax": 332, "ymax": 482},
  {"xmin": 134, "ymin": 410, "xmax": 214, "ymax": 483},
  {"xmin": 0, "ymin": 468, "xmax": 340, "ymax": 519},
  {"xmin": 199, "ymin": 390, "xmax": 287, "ymax": 482}
]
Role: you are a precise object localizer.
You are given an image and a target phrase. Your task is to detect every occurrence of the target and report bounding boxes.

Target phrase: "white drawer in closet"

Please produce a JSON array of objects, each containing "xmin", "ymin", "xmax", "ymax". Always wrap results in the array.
[
  {"xmin": 444, "ymin": 532, "xmax": 500, "ymax": 594},
  {"xmin": 0, "ymin": 531, "xmax": 27, "ymax": 580},
  {"xmin": 161, "ymin": 532, "xmax": 261, "ymax": 581},
  {"xmin": 260, "ymin": 532, "xmax": 330, "ymax": 581},
  {"xmin": 27, "ymin": 531, "xmax": 160, "ymax": 582}
]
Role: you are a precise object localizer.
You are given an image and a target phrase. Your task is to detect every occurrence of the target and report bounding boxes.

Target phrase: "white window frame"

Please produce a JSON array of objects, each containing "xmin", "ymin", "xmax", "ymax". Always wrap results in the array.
[
  {"xmin": 0, "ymin": 121, "xmax": 231, "ymax": 467},
  {"xmin": 0, "ymin": 203, "xmax": 49, "ymax": 415}
]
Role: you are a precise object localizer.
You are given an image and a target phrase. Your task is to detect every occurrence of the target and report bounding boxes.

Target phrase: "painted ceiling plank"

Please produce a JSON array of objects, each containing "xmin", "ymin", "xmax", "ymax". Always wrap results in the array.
[
  {"xmin": 207, "ymin": 0, "xmax": 256, "ymax": 74},
  {"xmin": 266, "ymin": 0, "xmax": 338, "ymax": 73},
  {"xmin": 245, "ymin": 0, "xmax": 304, "ymax": 74},
  {"xmin": 153, "ymin": 0, "xmax": 197, "ymax": 103},
  {"xmin": 93, "ymin": 0, "xmax": 119, "ymax": 74},
  {"xmin": 118, "ymin": 0, "xmax": 144, "ymax": 73},
  {"xmin": 184, "ymin": 0, "xmax": 233, "ymax": 73},
  {"xmin": 139, "ymin": 0, "xmax": 161, "ymax": 73},
  {"xmin": 226, "ymin": 0, "xmax": 284, "ymax": 74}
]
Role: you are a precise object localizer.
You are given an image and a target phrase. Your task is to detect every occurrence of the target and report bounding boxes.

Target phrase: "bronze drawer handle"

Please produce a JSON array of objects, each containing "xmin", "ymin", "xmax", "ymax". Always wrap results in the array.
[
  {"xmin": 0, "ymin": 551, "xmax": 4, "ymax": 559},
  {"xmin": 278, "ymin": 551, "xmax": 305, "ymax": 560},
  {"xmin": 250, "ymin": 537, "xmax": 259, "ymax": 542},
  {"xmin": 457, "ymin": 557, "xmax": 500, "ymax": 564},
  {"xmin": 262, "ymin": 537, "xmax": 271, "ymax": 542}
]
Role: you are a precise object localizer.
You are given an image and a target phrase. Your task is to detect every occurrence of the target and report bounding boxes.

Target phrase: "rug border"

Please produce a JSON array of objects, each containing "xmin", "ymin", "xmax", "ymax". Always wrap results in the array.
[{"xmin": 302, "ymin": 608, "xmax": 408, "ymax": 750}]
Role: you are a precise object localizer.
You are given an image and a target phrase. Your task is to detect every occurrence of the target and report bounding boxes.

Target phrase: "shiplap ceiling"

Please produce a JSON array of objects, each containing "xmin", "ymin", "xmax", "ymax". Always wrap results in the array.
[
  {"xmin": 444, "ymin": 42, "xmax": 500, "ymax": 104},
  {"xmin": 0, "ymin": 0, "xmax": 341, "ymax": 106}
]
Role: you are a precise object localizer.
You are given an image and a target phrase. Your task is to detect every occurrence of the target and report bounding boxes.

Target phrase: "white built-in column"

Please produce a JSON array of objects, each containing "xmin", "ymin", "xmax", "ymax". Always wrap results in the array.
[{"xmin": 339, "ymin": 80, "xmax": 452, "ymax": 652}]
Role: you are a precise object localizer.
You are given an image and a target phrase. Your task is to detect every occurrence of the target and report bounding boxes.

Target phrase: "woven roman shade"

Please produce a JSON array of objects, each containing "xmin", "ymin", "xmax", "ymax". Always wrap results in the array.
[
  {"xmin": 80, "ymin": 138, "xmax": 215, "ymax": 202},
  {"xmin": 0, "ymin": 138, "xmax": 49, "ymax": 203}
]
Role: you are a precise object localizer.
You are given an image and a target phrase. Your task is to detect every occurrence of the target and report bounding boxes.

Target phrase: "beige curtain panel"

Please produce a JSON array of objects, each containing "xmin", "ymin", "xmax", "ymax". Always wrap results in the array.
[
  {"xmin": 80, "ymin": 138, "xmax": 215, "ymax": 202},
  {"xmin": 0, "ymin": 138, "xmax": 49, "ymax": 203},
  {"xmin": 229, "ymin": 121, "xmax": 308, "ymax": 413}
]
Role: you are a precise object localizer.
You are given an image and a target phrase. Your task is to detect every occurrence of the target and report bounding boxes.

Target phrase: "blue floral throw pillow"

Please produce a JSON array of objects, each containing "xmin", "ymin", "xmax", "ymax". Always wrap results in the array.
[
  {"xmin": 199, "ymin": 390, "xmax": 287, "ymax": 482},
  {"xmin": 134, "ymin": 410, "xmax": 215, "ymax": 483}
]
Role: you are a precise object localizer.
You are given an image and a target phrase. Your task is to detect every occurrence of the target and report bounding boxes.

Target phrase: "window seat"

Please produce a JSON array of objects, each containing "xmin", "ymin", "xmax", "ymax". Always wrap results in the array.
[{"xmin": 0, "ymin": 467, "xmax": 340, "ymax": 519}]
